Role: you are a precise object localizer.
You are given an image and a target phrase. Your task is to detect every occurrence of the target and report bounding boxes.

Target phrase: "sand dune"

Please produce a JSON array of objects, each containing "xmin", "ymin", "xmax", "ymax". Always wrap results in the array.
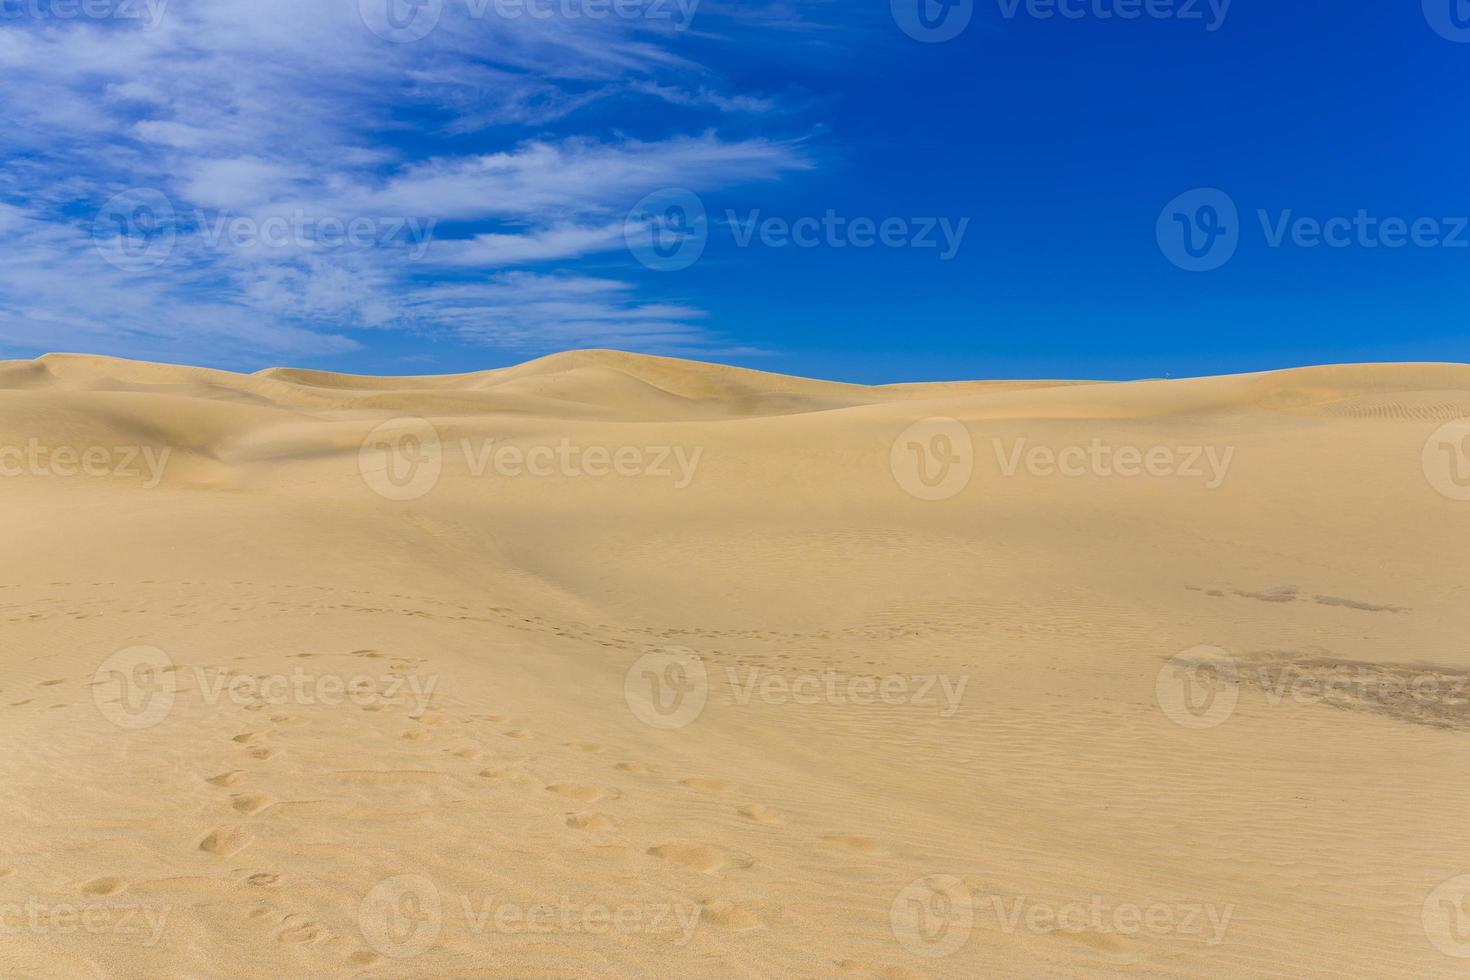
[{"xmin": 2, "ymin": 351, "xmax": 1469, "ymax": 978}]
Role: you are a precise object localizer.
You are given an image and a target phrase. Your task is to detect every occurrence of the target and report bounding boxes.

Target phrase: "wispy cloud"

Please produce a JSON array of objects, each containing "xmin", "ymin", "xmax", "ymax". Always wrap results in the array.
[{"xmin": 0, "ymin": 0, "xmax": 824, "ymax": 362}]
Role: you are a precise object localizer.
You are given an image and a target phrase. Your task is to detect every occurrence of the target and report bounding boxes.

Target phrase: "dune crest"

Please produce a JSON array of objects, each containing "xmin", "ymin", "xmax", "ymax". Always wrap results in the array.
[{"xmin": 1, "ymin": 352, "xmax": 1468, "ymax": 978}]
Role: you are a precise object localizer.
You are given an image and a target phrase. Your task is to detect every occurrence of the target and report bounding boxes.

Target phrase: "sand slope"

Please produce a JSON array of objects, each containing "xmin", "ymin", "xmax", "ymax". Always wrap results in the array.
[{"xmin": 2, "ymin": 351, "xmax": 1469, "ymax": 978}]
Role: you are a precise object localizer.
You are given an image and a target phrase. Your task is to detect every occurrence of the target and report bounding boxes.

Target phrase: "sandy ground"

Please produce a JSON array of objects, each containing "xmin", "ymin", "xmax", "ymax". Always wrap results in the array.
[{"xmin": 1, "ymin": 349, "xmax": 1469, "ymax": 979}]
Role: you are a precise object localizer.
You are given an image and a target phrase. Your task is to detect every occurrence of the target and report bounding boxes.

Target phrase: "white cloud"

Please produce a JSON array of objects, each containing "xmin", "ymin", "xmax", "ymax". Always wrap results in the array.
[
  {"xmin": 432, "ymin": 222, "xmax": 629, "ymax": 266},
  {"xmin": 0, "ymin": 0, "xmax": 826, "ymax": 361}
]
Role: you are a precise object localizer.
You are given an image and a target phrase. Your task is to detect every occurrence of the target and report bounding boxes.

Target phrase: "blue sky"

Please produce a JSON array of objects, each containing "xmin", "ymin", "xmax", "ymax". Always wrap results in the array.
[{"xmin": 1, "ymin": 0, "xmax": 1467, "ymax": 382}]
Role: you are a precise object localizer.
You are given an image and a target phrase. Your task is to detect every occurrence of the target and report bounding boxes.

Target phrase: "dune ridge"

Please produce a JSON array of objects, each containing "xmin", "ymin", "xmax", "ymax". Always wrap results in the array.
[{"xmin": 1, "ymin": 351, "xmax": 1468, "ymax": 978}]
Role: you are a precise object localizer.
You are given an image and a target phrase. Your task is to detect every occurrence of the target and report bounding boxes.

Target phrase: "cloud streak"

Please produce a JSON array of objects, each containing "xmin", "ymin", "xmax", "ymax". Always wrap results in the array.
[{"xmin": 0, "ymin": 0, "xmax": 821, "ymax": 362}]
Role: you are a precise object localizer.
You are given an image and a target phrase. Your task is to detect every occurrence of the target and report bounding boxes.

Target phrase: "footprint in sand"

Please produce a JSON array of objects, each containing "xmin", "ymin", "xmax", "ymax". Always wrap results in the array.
[
  {"xmin": 200, "ymin": 827, "xmax": 252, "ymax": 857},
  {"xmin": 245, "ymin": 872, "xmax": 282, "ymax": 888},
  {"xmin": 478, "ymin": 766, "xmax": 533, "ymax": 785},
  {"xmin": 563, "ymin": 741, "xmax": 604, "ymax": 753},
  {"xmin": 566, "ymin": 812, "xmax": 616, "ymax": 831},
  {"xmin": 614, "ymin": 762, "xmax": 651, "ymax": 774},
  {"xmin": 699, "ymin": 899, "xmax": 762, "ymax": 930},
  {"xmin": 545, "ymin": 783, "xmax": 617, "ymax": 803},
  {"xmin": 231, "ymin": 732, "xmax": 266, "ymax": 745},
  {"xmin": 737, "ymin": 804, "xmax": 784, "ymax": 825},
  {"xmin": 207, "ymin": 771, "xmax": 248, "ymax": 787},
  {"xmin": 275, "ymin": 915, "xmax": 327, "ymax": 944},
  {"xmin": 80, "ymin": 877, "xmax": 128, "ymax": 896},
  {"xmin": 401, "ymin": 730, "xmax": 432, "ymax": 742},
  {"xmin": 246, "ymin": 748, "xmax": 276, "ymax": 760},
  {"xmin": 231, "ymin": 794, "xmax": 275, "ymax": 815},
  {"xmin": 503, "ymin": 729, "xmax": 534, "ymax": 740},
  {"xmin": 39, "ymin": 679, "xmax": 65, "ymax": 687},
  {"xmin": 647, "ymin": 843, "xmax": 727, "ymax": 874},
  {"xmin": 346, "ymin": 951, "xmax": 382, "ymax": 967},
  {"xmin": 681, "ymin": 778, "xmax": 733, "ymax": 793}
]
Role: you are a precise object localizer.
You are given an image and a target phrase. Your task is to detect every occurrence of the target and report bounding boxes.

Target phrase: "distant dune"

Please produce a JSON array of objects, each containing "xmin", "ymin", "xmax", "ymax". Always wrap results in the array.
[{"xmin": 2, "ymin": 351, "xmax": 1468, "ymax": 978}]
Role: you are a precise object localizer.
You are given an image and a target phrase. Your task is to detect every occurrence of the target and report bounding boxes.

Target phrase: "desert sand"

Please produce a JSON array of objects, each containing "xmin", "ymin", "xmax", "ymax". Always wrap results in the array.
[{"xmin": 1, "ymin": 350, "xmax": 1468, "ymax": 978}]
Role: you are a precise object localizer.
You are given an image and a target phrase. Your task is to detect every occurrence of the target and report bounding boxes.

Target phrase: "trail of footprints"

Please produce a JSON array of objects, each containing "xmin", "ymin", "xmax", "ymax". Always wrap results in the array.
[{"xmin": 20, "ymin": 642, "xmax": 923, "ymax": 976}]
